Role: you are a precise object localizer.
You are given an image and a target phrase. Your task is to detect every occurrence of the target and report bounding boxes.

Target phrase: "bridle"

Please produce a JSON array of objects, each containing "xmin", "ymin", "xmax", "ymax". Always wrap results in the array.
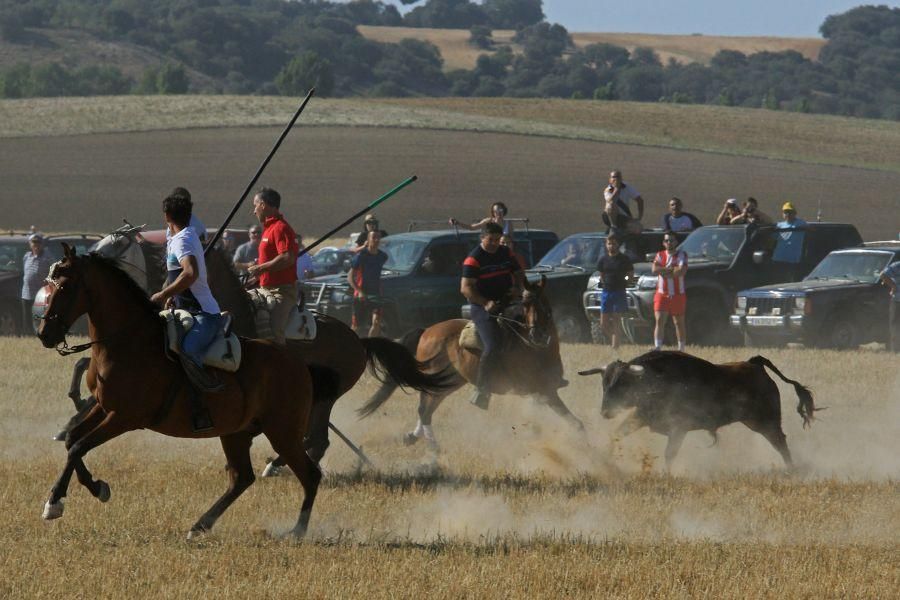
[
  {"xmin": 492, "ymin": 292, "xmax": 553, "ymax": 349},
  {"xmin": 41, "ymin": 258, "xmax": 117, "ymax": 356}
]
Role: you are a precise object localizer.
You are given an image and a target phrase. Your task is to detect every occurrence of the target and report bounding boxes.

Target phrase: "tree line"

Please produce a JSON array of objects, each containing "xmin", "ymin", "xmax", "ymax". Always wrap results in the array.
[{"xmin": 0, "ymin": 1, "xmax": 896, "ymax": 120}]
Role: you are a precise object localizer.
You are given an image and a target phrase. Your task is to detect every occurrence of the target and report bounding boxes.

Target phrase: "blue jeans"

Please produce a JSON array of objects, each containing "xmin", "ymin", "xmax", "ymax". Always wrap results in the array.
[
  {"xmin": 182, "ymin": 312, "xmax": 222, "ymax": 367},
  {"xmin": 471, "ymin": 303, "xmax": 502, "ymax": 359}
]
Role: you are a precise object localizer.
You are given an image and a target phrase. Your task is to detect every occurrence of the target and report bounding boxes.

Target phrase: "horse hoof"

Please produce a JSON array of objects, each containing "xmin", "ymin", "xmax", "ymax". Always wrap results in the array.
[
  {"xmin": 52, "ymin": 430, "xmax": 68, "ymax": 442},
  {"xmin": 186, "ymin": 528, "xmax": 207, "ymax": 541},
  {"xmin": 402, "ymin": 432, "xmax": 419, "ymax": 447},
  {"xmin": 96, "ymin": 480, "xmax": 111, "ymax": 503},
  {"xmin": 261, "ymin": 462, "xmax": 283, "ymax": 478},
  {"xmin": 42, "ymin": 499, "xmax": 64, "ymax": 520}
]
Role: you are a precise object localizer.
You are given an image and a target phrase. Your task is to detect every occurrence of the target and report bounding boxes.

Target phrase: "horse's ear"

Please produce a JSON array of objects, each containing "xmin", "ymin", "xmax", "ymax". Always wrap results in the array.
[
  {"xmin": 61, "ymin": 242, "xmax": 75, "ymax": 259},
  {"xmin": 578, "ymin": 367, "xmax": 606, "ymax": 376}
]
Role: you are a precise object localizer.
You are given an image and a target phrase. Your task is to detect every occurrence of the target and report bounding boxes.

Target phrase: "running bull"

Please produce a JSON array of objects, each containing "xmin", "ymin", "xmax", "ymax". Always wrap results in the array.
[{"xmin": 579, "ymin": 351, "xmax": 818, "ymax": 469}]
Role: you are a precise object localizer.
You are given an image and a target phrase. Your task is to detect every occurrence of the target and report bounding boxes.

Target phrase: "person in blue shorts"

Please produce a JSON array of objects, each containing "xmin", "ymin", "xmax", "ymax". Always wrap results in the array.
[{"xmin": 597, "ymin": 234, "xmax": 633, "ymax": 349}]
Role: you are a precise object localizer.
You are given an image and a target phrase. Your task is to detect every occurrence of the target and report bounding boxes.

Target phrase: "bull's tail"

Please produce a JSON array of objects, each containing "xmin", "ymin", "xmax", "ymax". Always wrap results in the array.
[
  {"xmin": 357, "ymin": 329, "xmax": 450, "ymax": 419},
  {"xmin": 748, "ymin": 355, "xmax": 819, "ymax": 428}
]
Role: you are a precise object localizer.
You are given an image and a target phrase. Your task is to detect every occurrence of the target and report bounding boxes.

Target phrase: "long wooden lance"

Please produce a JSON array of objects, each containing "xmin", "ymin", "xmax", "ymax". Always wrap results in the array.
[
  {"xmin": 298, "ymin": 175, "xmax": 418, "ymax": 258},
  {"xmin": 204, "ymin": 87, "xmax": 316, "ymax": 255}
]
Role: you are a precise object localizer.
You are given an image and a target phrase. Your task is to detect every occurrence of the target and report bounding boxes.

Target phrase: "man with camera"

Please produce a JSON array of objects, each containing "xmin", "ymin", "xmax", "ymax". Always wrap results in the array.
[
  {"xmin": 602, "ymin": 170, "xmax": 644, "ymax": 229},
  {"xmin": 728, "ymin": 197, "xmax": 773, "ymax": 225}
]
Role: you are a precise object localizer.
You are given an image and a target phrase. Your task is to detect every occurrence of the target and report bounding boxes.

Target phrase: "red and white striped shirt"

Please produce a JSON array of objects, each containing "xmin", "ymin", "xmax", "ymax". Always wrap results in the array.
[{"xmin": 655, "ymin": 250, "xmax": 688, "ymax": 296}]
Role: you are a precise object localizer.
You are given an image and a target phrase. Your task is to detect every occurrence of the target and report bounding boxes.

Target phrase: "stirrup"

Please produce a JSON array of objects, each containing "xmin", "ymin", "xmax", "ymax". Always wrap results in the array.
[
  {"xmin": 191, "ymin": 409, "xmax": 214, "ymax": 433},
  {"xmin": 470, "ymin": 388, "xmax": 491, "ymax": 410}
]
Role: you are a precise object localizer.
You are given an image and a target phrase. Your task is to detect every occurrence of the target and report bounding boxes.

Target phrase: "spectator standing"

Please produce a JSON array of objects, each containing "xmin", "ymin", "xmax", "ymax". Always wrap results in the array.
[
  {"xmin": 348, "ymin": 231, "xmax": 388, "ymax": 338},
  {"xmin": 450, "ymin": 202, "xmax": 513, "ymax": 235},
  {"xmin": 353, "ymin": 214, "xmax": 388, "ymax": 253},
  {"xmin": 247, "ymin": 187, "xmax": 299, "ymax": 345},
  {"xmin": 662, "ymin": 197, "xmax": 702, "ymax": 232},
  {"xmin": 773, "ymin": 202, "xmax": 807, "ymax": 264},
  {"xmin": 596, "ymin": 234, "xmax": 634, "ymax": 350},
  {"xmin": 604, "ymin": 170, "xmax": 644, "ymax": 222},
  {"xmin": 21, "ymin": 234, "xmax": 53, "ymax": 336},
  {"xmin": 880, "ymin": 261, "xmax": 900, "ymax": 353},
  {"xmin": 232, "ymin": 225, "xmax": 262, "ymax": 276},
  {"xmin": 729, "ymin": 197, "xmax": 774, "ymax": 226},
  {"xmin": 652, "ymin": 232, "xmax": 689, "ymax": 351},
  {"xmin": 716, "ymin": 198, "xmax": 742, "ymax": 225},
  {"xmin": 296, "ymin": 234, "xmax": 315, "ymax": 282}
]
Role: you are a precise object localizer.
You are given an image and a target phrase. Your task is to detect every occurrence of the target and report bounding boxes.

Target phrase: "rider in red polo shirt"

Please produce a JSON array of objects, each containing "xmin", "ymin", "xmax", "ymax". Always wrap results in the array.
[{"xmin": 247, "ymin": 187, "xmax": 299, "ymax": 345}]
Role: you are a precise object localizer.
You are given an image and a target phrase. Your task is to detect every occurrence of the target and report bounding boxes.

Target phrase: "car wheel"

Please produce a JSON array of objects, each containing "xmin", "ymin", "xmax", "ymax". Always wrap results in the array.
[
  {"xmin": 554, "ymin": 308, "xmax": 587, "ymax": 343},
  {"xmin": 820, "ymin": 318, "xmax": 860, "ymax": 350},
  {"xmin": 0, "ymin": 302, "xmax": 20, "ymax": 336}
]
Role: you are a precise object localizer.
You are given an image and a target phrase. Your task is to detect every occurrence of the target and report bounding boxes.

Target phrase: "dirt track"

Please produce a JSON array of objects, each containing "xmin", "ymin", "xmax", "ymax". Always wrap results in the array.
[{"xmin": 2, "ymin": 126, "xmax": 898, "ymax": 241}]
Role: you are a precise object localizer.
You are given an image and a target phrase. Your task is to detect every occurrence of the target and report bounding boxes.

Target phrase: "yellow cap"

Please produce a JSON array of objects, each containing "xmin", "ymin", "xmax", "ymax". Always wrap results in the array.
[{"xmin": 782, "ymin": 202, "xmax": 796, "ymax": 212}]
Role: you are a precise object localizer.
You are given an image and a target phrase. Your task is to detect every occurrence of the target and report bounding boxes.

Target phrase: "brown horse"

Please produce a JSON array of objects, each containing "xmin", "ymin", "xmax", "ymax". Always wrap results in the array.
[
  {"xmin": 358, "ymin": 277, "xmax": 584, "ymax": 450},
  {"xmin": 37, "ymin": 245, "xmax": 323, "ymax": 538},
  {"xmin": 59, "ymin": 236, "xmax": 450, "ymax": 466}
]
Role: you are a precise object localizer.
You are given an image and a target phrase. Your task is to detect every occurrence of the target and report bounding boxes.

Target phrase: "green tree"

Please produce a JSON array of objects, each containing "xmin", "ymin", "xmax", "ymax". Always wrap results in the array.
[
  {"xmin": 276, "ymin": 52, "xmax": 335, "ymax": 97},
  {"xmin": 156, "ymin": 63, "xmax": 189, "ymax": 94},
  {"xmin": 482, "ymin": 0, "xmax": 544, "ymax": 29}
]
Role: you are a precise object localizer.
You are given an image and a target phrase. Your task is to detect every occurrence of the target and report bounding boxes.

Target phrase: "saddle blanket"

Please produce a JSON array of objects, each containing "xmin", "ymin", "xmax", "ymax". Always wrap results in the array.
[
  {"xmin": 160, "ymin": 309, "xmax": 241, "ymax": 372},
  {"xmin": 459, "ymin": 321, "xmax": 482, "ymax": 352},
  {"xmin": 247, "ymin": 289, "xmax": 317, "ymax": 341}
]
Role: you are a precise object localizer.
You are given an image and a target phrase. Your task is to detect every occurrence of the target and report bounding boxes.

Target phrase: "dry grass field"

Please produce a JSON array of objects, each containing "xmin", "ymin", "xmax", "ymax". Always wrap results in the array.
[
  {"xmin": 358, "ymin": 26, "xmax": 824, "ymax": 71},
  {"xmin": 0, "ymin": 337, "xmax": 896, "ymax": 597}
]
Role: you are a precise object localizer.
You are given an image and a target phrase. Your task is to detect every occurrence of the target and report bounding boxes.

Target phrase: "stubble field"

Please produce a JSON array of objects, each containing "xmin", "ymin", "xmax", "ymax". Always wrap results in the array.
[{"xmin": 0, "ymin": 338, "xmax": 897, "ymax": 598}]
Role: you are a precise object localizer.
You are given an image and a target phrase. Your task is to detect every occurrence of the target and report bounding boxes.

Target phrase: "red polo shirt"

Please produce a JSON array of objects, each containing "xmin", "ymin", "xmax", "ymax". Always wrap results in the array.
[{"xmin": 258, "ymin": 214, "xmax": 299, "ymax": 287}]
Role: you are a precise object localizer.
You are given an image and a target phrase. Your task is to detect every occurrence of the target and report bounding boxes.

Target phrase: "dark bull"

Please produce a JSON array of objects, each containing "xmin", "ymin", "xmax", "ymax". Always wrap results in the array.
[{"xmin": 579, "ymin": 350, "xmax": 818, "ymax": 469}]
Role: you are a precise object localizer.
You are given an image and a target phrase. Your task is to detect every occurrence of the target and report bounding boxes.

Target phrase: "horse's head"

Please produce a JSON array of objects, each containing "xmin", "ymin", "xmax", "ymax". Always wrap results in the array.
[
  {"xmin": 37, "ymin": 243, "xmax": 89, "ymax": 348},
  {"xmin": 520, "ymin": 275, "xmax": 555, "ymax": 348}
]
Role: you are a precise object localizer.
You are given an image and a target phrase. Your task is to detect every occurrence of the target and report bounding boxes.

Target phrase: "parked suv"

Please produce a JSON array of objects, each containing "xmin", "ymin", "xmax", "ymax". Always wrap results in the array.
[
  {"xmin": 584, "ymin": 223, "xmax": 863, "ymax": 345},
  {"xmin": 732, "ymin": 242, "xmax": 900, "ymax": 349},
  {"xmin": 302, "ymin": 228, "xmax": 558, "ymax": 336},
  {"xmin": 0, "ymin": 233, "xmax": 101, "ymax": 335}
]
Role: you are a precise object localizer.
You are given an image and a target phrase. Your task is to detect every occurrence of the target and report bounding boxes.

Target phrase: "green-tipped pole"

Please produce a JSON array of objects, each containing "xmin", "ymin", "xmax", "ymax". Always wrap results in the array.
[{"xmin": 299, "ymin": 175, "xmax": 418, "ymax": 257}]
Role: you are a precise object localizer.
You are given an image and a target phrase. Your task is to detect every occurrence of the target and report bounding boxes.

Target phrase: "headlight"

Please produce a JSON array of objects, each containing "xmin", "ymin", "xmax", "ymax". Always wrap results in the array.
[
  {"xmin": 737, "ymin": 296, "xmax": 747, "ymax": 309},
  {"xmin": 794, "ymin": 297, "xmax": 806, "ymax": 311},
  {"xmin": 587, "ymin": 273, "xmax": 601, "ymax": 289},
  {"xmin": 638, "ymin": 275, "xmax": 656, "ymax": 290}
]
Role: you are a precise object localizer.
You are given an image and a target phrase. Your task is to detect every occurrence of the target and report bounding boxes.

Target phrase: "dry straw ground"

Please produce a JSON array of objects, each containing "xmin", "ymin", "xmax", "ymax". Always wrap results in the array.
[
  {"xmin": 0, "ymin": 338, "xmax": 897, "ymax": 598},
  {"xmin": 357, "ymin": 26, "xmax": 824, "ymax": 71}
]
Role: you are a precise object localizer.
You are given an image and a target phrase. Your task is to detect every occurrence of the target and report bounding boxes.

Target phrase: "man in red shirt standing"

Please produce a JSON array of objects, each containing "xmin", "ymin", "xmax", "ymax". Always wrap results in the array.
[
  {"xmin": 652, "ymin": 232, "xmax": 688, "ymax": 352},
  {"xmin": 247, "ymin": 187, "xmax": 299, "ymax": 345}
]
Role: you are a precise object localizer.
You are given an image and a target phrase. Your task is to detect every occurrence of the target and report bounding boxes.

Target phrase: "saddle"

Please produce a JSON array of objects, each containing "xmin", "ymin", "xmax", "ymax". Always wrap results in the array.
[
  {"xmin": 247, "ymin": 289, "xmax": 317, "ymax": 341},
  {"xmin": 160, "ymin": 309, "xmax": 241, "ymax": 373},
  {"xmin": 458, "ymin": 305, "xmax": 524, "ymax": 353}
]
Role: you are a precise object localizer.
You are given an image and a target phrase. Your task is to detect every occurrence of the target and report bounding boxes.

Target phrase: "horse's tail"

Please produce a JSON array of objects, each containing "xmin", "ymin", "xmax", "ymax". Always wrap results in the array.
[
  {"xmin": 357, "ymin": 329, "xmax": 449, "ymax": 419},
  {"xmin": 748, "ymin": 355, "xmax": 820, "ymax": 428}
]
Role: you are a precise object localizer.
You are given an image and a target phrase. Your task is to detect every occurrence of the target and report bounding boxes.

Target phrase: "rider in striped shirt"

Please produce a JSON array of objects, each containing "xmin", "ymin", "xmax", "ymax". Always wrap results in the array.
[{"xmin": 652, "ymin": 232, "xmax": 688, "ymax": 352}]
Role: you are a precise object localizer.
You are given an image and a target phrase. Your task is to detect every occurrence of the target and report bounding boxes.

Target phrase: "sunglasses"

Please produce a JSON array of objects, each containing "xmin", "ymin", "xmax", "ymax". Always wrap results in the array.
[{"xmin": 664, "ymin": 238, "xmax": 677, "ymax": 244}]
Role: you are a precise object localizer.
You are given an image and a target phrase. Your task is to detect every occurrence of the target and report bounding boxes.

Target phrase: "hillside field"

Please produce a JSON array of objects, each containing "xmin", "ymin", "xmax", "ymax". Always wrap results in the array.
[
  {"xmin": 358, "ymin": 25, "xmax": 825, "ymax": 71},
  {"xmin": 0, "ymin": 338, "xmax": 896, "ymax": 597},
  {"xmin": 1, "ymin": 96, "xmax": 898, "ymax": 242}
]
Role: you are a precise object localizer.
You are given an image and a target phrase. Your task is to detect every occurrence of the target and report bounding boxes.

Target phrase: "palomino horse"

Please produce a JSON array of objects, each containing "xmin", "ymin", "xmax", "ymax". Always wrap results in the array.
[
  {"xmin": 358, "ymin": 277, "xmax": 584, "ymax": 449},
  {"xmin": 59, "ymin": 231, "xmax": 449, "ymax": 466},
  {"xmin": 37, "ymin": 245, "xmax": 324, "ymax": 538}
]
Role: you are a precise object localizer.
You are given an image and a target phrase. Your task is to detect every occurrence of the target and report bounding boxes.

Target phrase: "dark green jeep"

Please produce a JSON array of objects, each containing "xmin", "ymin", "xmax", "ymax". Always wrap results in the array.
[{"xmin": 301, "ymin": 228, "xmax": 558, "ymax": 336}]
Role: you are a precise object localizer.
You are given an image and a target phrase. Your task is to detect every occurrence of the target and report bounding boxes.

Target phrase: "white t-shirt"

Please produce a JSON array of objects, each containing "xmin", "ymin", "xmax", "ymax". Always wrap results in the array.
[
  {"xmin": 667, "ymin": 214, "xmax": 695, "ymax": 232},
  {"xmin": 604, "ymin": 183, "xmax": 641, "ymax": 218},
  {"xmin": 166, "ymin": 227, "xmax": 220, "ymax": 314},
  {"xmin": 166, "ymin": 214, "xmax": 207, "ymax": 242}
]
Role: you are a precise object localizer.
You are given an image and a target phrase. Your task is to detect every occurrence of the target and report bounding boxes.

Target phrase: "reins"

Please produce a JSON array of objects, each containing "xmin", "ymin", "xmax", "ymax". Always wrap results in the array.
[{"xmin": 491, "ymin": 303, "xmax": 553, "ymax": 349}]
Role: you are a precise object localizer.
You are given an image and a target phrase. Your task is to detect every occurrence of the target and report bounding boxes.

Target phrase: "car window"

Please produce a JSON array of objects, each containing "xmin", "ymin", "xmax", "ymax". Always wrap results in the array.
[
  {"xmin": 538, "ymin": 235, "xmax": 605, "ymax": 270},
  {"xmin": 380, "ymin": 238, "xmax": 428, "ymax": 273},
  {"xmin": 0, "ymin": 243, "xmax": 27, "ymax": 271},
  {"xmin": 679, "ymin": 227, "xmax": 746, "ymax": 262},
  {"xmin": 805, "ymin": 252, "xmax": 892, "ymax": 283},
  {"xmin": 419, "ymin": 242, "xmax": 469, "ymax": 276}
]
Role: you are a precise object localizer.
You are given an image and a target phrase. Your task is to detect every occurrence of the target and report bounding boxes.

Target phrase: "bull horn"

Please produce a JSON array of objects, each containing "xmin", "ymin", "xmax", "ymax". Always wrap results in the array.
[
  {"xmin": 628, "ymin": 364, "xmax": 645, "ymax": 374},
  {"xmin": 578, "ymin": 367, "xmax": 606, "ymax": 376}
]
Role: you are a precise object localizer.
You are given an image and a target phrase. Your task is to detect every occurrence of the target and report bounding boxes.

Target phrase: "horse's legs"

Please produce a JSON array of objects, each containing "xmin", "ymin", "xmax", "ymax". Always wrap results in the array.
[
  {"xmin": 405, "ymin": 390, "xmax": 451, "ymax": 450},
  {"xmin": 67, "ymin": 357, "xmax": 91, "ymax": 410},
  {"xmin": 265, "ymin": 425, "xmax": 322, "ymax": 538},
  {"xmin": 664, "ymin": 429, "xmax": 687, "ymax": 470},
  {"xmin": 44, "ymin": 410, "xmax": 129, "ymax": 519},
  {"xmin": 303, "ymin": 399, "xmax": 336, "ymax": 464},
  {"xmin": 531, "ymin": 391, "xmax": 584, "ymax": 431},
  {"xmin": 188, "ymin": 432, "xmax": 255, "ymax": 538}
]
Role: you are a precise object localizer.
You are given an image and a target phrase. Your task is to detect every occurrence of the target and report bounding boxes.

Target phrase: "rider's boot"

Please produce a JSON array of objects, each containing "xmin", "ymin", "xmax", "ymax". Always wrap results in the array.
[
  {"xmin": 470, "ymin": 353, "xmax": 494, "ymax": 410},
  {"xmin": 188, "ymin": 386, "xmax": 214, "ymax": 433}
]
